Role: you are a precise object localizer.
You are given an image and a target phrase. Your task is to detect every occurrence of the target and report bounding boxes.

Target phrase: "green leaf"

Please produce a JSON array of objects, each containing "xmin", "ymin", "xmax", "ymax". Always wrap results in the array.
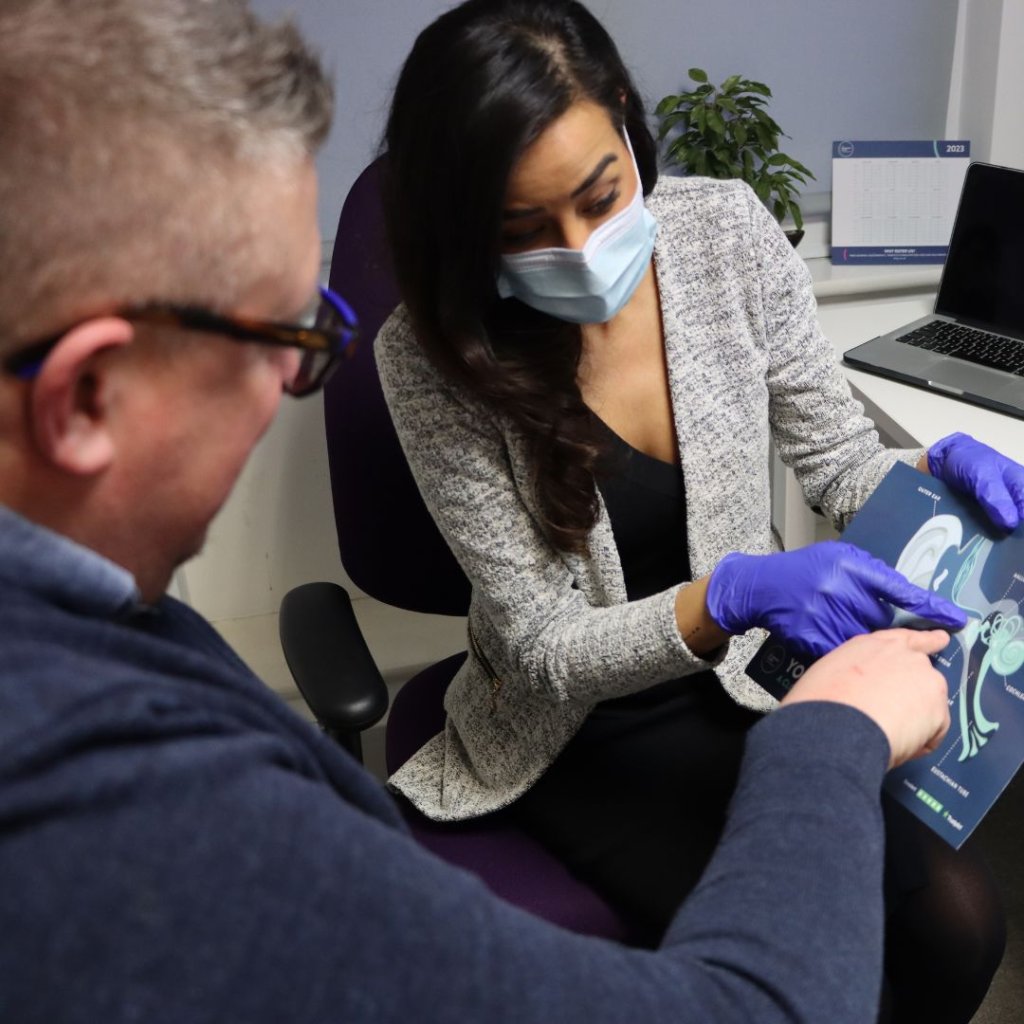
[
  {"xmin": 688, "ymin": 67, "xmax": 709, "ymax": 83},
  {"xmin": 721, "ymin": 74, "xmax": 742, "ymax": 94},
  {"xmin": 656, "ymin": 110, "xmax": 689, "ymax": 139},
  {"xmin": 717, "ymin": 97, "xmax": 739, "ymax": 115},
  {"xmin": 666, "ymin": 139, "xmax": 695, "ymax": 169},
  {"xmin": 669, "ymin": 141, "xmax": 709, "ymax": 175},
  {"xmin": 744, "ymin": 79, "xmax": 772, "ymax": 96},
  {"xmin": 655, "ymin": 94, "xmax": 680, "ymax": 116},
  {"xmin": 732, "ymin": 122, "xmax": 747, "ymax": 147},
  {"xmin": 770, "ymin": 161, "xmax": 811, "ymax": 186},
  {"xmin": 706, "ymin": 108, "xmax": 726, "ymax": 135},
  {"xmin": 753, "ymin": 108, "xmax": 782, "ymax": 134},
  {"xmin": 789, "ymin": 200, "xmax": 804, "ymax": 230},
  {"xmin": 783, "ymin": 155, "xmax": 816, "ymax": 179}
]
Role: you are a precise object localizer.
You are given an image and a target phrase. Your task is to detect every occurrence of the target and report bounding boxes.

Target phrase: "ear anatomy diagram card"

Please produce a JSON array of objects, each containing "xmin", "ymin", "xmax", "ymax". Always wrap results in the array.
[{"xmin": 747, "ymin": 462, "xmax": 1024, "ymax": 847}]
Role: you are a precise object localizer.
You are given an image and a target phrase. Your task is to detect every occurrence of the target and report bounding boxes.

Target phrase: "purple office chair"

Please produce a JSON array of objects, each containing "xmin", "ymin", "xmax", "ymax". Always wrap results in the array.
[{"xmin": 278, "ymin": 157, "xmax": 633, "ymax": 941}]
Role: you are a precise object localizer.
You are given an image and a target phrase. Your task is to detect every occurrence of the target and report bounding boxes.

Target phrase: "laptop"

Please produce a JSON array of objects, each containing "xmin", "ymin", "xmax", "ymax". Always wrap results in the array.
[{"xmin": 843, "ymin": 162, "xmax": 1024, "ymax": 419}]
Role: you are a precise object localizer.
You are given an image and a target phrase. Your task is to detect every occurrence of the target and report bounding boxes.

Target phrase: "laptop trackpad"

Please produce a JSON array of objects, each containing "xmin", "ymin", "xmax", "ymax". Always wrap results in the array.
[
  {"xmin": 927, "ymin": 357, "xmax": 1020, "ymax": 399},
  {"xmin": 852, "ymin": 340, "xmax": 1024, "ymax": 410}
]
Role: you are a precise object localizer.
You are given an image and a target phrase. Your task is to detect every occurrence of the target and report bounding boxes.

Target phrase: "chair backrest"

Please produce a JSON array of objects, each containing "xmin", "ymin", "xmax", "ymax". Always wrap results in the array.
[
  {"xmin": 322, "ymin": 161, "xmax": 635, "ymax": 944},
  {"xmin": 324, "ymin": 157, "xmax": 470, "ymax": 616}
]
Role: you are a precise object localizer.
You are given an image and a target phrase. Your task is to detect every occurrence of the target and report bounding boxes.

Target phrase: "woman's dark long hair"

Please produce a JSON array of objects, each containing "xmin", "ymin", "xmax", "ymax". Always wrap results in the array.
[{"xmin": 383, "ymin": 0, "xmax": 658, "ymax": 554}]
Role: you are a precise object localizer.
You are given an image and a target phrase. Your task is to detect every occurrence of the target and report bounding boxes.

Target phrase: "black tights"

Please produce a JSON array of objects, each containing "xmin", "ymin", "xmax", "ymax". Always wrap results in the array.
[
  {"xmin": 512, "ymin": 681, "xmax": 1005, "ymax": 1024},
  {"xmin": 880, "ymin": 802, "xmax": 1005, "ymax": 1023}
]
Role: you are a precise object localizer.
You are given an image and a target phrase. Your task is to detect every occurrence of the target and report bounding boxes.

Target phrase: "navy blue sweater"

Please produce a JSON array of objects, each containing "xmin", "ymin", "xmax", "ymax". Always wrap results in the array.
[{"xmin": 0, "ymin": 508, "xmax": 890, "ymax": 1023}]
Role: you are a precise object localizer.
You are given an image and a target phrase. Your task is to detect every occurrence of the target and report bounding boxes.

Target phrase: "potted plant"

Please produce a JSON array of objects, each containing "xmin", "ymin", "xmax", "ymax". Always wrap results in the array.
[{"xmin": 655, "ymin": 68, "xmax": 815, "ymax": 246}]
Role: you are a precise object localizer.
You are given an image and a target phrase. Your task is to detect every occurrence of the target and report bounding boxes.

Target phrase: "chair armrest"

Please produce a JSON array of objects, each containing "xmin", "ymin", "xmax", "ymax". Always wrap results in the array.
[{"xmin": 279, "ymin": 582, "xmax": 389, "ymax": 752}]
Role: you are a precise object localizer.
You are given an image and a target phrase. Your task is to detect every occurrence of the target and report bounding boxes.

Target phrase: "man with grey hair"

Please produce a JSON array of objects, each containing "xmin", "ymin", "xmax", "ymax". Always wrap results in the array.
[{"xmin": 0, "ymin": 2, "xmax": 955, "ymax": 1022}]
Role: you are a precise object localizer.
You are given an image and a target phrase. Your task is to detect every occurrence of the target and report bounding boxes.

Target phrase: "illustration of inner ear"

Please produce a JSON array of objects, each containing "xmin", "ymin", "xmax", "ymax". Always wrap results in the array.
[{"xmin": 893, "ymin": 515, "xmax": 1022, "ymax": 762}]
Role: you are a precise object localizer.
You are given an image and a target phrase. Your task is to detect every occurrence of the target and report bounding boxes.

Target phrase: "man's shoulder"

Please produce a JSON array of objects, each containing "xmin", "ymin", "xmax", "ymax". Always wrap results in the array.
[
  {"xmin": 0, "ymin": 589, "xmax": 306, "ymax": 794},
  {"xmin": 0, "ymin": 654, "xmax": 407, "ymax": 1023},
  {"xmin": 0, "ymin": 587, "xmax": 403, "ymax": 876}
]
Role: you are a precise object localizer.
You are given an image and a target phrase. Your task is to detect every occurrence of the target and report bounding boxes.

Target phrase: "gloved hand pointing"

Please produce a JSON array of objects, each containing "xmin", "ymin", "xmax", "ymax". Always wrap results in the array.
[
  {"xmin": 928, "ymin": 432, "xmax": 1024, "ymax": 531},
  {"xmin": 706, "ymin": 540, "xmax": 967, "ymax": 659}
]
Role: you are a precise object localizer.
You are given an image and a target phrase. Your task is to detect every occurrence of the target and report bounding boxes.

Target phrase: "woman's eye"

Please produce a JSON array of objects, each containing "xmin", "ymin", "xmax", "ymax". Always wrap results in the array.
[
  {"xmin": 501, "ymin": 226, "xmax": 544, "ymax": 247},
  {"xmin": 587, "ymin": 188, "xmax": 620, "ymax": 216}
]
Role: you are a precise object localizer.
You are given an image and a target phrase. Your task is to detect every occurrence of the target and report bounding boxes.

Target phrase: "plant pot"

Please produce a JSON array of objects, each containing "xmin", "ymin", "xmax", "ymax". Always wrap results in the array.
[{"xmin": 786, "ymin": 228, "xmax": 805, "ymax": 249}]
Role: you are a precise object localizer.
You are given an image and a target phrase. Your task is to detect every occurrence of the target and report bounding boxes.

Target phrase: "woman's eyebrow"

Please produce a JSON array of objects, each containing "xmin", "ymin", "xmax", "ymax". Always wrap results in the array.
[
  {"xmin": 502, "ymin": 152, "xmax": 620, "ymax": 219},
  {"xmin": 571, "ymin": 153, "xmax": 618, "ymax": 197}
]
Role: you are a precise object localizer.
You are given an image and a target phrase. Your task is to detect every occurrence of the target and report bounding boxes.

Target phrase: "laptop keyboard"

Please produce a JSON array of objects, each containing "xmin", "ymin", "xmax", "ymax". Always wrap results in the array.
[{"xmin": 898, "ymin": 321, "xmax": 1024, "ymax": 376}]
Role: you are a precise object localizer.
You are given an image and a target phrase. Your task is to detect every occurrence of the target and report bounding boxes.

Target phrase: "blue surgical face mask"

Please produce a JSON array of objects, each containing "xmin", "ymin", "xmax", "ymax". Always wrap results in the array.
[{"xmin": 495, "ymin": 134, "xmax": 657, "ymax": 324}]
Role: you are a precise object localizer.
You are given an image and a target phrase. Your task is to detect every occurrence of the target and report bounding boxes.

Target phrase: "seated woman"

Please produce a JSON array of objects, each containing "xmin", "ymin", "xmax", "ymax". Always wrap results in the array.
[{"xmin": 374, "ymin": 0, "xmax": 1014, "ymax": 1019}]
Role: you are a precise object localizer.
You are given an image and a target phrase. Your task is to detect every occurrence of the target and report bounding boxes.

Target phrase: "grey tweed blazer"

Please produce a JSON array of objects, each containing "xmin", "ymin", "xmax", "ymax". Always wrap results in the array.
[{"xmin": 376, "ymin": 175, "xmax": 922, "ymax": 821}]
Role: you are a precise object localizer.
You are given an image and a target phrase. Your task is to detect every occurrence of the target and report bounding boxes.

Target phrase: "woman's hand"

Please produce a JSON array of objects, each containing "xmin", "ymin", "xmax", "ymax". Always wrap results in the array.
[
  {"xmin": 926, "ymin": 432, "xmax": 1024, "ymax": 531},
  {"xmin": 705, "ymin": 540, "xmax": 966, "ymax": 659}
]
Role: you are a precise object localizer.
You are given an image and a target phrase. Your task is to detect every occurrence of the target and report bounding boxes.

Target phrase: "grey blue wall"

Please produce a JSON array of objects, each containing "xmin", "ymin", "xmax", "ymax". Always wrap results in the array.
[{"xmin": 251, "ymin": 0, "xmax": 959, "ymax": 241}]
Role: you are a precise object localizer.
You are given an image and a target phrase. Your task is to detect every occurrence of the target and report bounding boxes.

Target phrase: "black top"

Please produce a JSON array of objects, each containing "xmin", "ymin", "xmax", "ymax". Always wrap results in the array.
[
  {"xmin": 590, "ymin": 416, "xmax": 719, "ymax": 714},
  {"xmin": 593, "ymin": 416, "xmax": 690, "ymax": 600}
]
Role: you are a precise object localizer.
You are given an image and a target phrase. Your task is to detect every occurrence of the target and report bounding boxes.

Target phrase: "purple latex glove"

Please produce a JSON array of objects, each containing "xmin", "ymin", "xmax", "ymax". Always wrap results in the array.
[
  {"xmin": 928, "ymin": 432, "xmax": 1024, "ymax": 531},
  {"xmin": 706, "ymin": 540, "xmax": 967, "ymax": 659}
]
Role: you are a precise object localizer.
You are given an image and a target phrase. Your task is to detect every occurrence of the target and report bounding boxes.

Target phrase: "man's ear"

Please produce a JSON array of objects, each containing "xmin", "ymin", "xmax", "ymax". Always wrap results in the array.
[{"xmin": 29, "ymin": 317, "xmax": 135, "ymax": 475}]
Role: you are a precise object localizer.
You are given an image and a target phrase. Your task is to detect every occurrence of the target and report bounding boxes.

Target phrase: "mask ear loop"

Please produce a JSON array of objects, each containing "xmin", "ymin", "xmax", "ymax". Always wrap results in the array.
[{"xmin": 622, "ymin": 127, "xmax": 645, "ymax": 190}]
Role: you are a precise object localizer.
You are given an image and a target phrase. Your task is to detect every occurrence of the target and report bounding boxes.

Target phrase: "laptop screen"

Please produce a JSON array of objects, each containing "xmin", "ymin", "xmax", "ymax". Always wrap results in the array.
[{"xmin": 936, "ymin": 162, "xmax": 1024, "ymax": 339}]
